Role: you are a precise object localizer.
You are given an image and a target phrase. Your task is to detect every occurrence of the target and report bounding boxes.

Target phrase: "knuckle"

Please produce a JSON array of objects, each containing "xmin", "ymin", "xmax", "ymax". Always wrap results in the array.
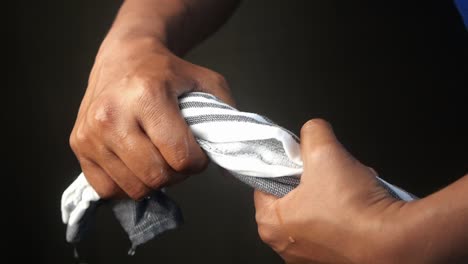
[
  {"xmin": 135, "ymin": 75, "xmax": 158, "ymax": 92},
  {"xmin": 198, "ymin": 68, "xmax": 229, "ymax": 91},
  {"xmin": 128, "ymin": 187, "xmax": 150, "ymax": 201},
  {"xmin": 134, "ymin": 77, "xmax": 171, "ymax": 104},
  {"xmin": 256, "ymin": 221, "xmax": 288, "ymax": 253},
  {"xmin": 164, "ymin": 130, "xmax": 208, "ymax": 173},
  {"xmin": 255, "ymin": 210, "xmax": 263, "ymax": 225},
  {"xmin": 255, "ymin": 211, "xmax": 275, "ymax": 245},
  {"xmin": 134, "ymin": 72, "xmax": 169, "ymax": 92},
  {"xmin": 80, "ymin": 159, "xmax": 123, "ymax": 199},
  {"xmin": 301, "ymin": 118, "xmax": 330, "ymax": 133},
  {"xmin": 73, "ymin": 127, "xmax": 90, "ymax": 146},
  {"xmin": 168, "ymin": 142, "xmax": 201, "ymax": 172},
  {"xmin": 89, "ymin": 99, "xmax": 118, "ymax": 127},
  {"xmin": 211, "ymin": 72, "xmax": 228, "ymax": 88},
  {"xmin": 206, "ymin": 71, "xmax": 229, "ymax": 92},
  {"xmin": 171, "ymin": 151, "xmax": 192, "ymax": 172},
  {"xmin": 69, "ymin": 133, "xmax": 79, "ymax": 152},
  {"xmin": 93, "ymin": 181, "xmax": 120, "ymax": 199},
  {"xmin": 257, "ymin": 225, "xmax": 274, "ymax": 245},
  {"xmin": 144, "ymin": 168, "xmax": 170, "ymax": 189}
]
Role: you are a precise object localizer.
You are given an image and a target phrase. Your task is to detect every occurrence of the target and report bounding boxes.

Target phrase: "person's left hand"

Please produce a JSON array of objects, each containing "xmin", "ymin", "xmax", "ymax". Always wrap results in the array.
[{"xmin": 254, "ymin": 119, "xmax": 406, "ymax": 264}]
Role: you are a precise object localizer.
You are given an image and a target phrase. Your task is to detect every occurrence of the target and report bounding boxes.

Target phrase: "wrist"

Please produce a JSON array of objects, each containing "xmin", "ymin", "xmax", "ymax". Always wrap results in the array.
[
  {"xmin": 101, "ymin": 0, "xmax": 189, "ymax": 56},
  {"xmin": 391, "ymin": 194, "xmax": 468, "ymax": 264},
  {"xmin": 360, "ymin": 199, "xmax": 438, "ymax": 264},
  {"xmin": 357, "ymin": 175, "xmax": 468, "ymax": 264},
  {"xmin": 96, "ymin": 32, "xmax": 170, "ymax": 64},
  {"xmin": 105, "ymin": 21, "xmax": 169, "ymax": 49},
  {"xmin": 349, "ymin": 200, "xmax": 411, "ymax": 264}
]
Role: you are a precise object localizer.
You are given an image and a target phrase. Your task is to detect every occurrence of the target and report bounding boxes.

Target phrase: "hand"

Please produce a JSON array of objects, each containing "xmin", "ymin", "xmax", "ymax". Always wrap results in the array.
[
  {"xmin": 254, "ymin": 119, "xmax": 406, "ymax": 264},
  {"xmin": 69, "ymin": 37, "xmax": 234, "ymax": 200}
]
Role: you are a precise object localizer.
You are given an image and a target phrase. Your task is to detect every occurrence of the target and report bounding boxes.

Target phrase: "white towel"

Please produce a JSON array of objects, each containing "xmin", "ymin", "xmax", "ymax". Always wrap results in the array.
[{"xmin": 61, "ymin": 92, "xmax": 416, "ymax": 251}]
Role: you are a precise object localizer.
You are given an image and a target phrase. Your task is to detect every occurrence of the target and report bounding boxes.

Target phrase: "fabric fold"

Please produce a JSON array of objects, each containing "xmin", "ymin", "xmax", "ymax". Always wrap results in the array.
[{"xmin": 61, "ymin": 92, "xmax": 416, "ymax": 249}]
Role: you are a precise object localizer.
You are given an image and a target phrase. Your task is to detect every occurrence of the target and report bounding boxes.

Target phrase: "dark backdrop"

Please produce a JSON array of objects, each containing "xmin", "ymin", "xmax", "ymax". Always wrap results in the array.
[{"xmin": 9, "ymin": 1, "xmax": 467, "ymax": 263}]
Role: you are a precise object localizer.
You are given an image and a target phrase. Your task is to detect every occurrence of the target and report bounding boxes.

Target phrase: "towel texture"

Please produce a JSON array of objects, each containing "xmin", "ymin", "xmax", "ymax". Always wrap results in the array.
[{"xmin": 61, "ymin": 92, "xmax": 416, "ymax": 249}]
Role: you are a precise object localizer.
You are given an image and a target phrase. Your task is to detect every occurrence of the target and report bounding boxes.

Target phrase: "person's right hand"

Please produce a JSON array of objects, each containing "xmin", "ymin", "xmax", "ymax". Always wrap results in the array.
[
  {"xmin": 254, "ymin": 119, "xmax": 468, "ymax": 264},
  {"xmin": 254, "ymin": 119, "xmax": 405, "ymax": 264},
  {"xmin": 69, "ymin": 37, "xmax": 234, "ymax": 200}
]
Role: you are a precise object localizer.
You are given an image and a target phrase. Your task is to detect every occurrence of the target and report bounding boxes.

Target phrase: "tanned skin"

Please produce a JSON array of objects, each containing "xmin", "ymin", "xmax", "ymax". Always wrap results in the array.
[{"xmin": 70, "ymin": 1, "xmax": 468, "ymax": 263}]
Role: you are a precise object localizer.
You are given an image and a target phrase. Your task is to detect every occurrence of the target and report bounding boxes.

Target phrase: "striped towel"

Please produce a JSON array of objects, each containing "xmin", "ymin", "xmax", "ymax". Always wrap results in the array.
[{"xmin": 61, "ymin": 92, "xmax": 416, "ymax": 252}]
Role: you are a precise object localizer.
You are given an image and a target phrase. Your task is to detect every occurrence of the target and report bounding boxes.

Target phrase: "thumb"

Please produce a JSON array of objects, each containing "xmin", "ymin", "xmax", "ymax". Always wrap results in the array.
[
  {"xmin": 299, "ymin": 119, "xmax": 377, "ymax": 191},
  {"xmin": 300, "ymin": 118, "xmax": 339, "ymax": 159},
  {"xmin": 300, "ymin": 119, "xmax": 357, "ymax": 172}
]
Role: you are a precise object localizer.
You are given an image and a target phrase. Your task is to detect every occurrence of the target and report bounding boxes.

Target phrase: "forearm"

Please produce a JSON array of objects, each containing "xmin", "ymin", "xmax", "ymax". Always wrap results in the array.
[
  {"xmin": 395, "ymin": 175, "xmax": 468, "ymax": 263},
  {"xmin": 102, "ymin": 0, "xmax": 240, "ymax": 55}
]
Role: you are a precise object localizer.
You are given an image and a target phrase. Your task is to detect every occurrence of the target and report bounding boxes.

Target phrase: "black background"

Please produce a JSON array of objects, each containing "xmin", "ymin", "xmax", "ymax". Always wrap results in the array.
[{"xmin": 8, "ymin": 0, "xmax": 467, "ymax": 263}]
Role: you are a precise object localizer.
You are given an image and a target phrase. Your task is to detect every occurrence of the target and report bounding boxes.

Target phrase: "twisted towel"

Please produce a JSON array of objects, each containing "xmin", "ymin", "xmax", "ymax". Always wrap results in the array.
[{"xmin": 61, "ymin": 92, "xmax": 416, "ymax": 250}]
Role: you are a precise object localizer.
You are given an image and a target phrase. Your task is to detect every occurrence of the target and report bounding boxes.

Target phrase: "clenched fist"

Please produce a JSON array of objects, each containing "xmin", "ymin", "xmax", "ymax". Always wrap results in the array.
[
  {"xmin": 69, "ymin": 37, "xmax": 234, "ymax": 200},
  {"xmin": 254, "ymin": 119, "xmax": 468, "ymax": 264},
  {"xmin": 254, "ymin": 119, "xmax": 401, "ymax": 264}
]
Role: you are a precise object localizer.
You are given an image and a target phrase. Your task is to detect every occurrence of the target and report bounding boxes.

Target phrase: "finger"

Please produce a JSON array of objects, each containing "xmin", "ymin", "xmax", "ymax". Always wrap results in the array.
[
  {"xmin": 88, "ymin": 151, "xmax": 151, "ymax": 200},
  {"xmin": 254, "ymin": 190, "xmax": 292, "ymax": 248},
  {"xmin": 301, "ymin": 118, "xmax": 356, "ymax": 167},
  {"xmin": 254, "ymin": 189, "xmax": 278, "ymax": 212},
  {"xmin": 299, "ymin": 118, "xmax": 360, "ymax": 185},
  {"xmin": 300, "ymin": 119, "xmax": 374, "ymax": 191},
  {"xmin": 191, "ymin": 67, "xmax": 236, "ymax": 107},
  {"xmin": 368, "ymin": 166, "xmax": 378, "ymax": 176},
  {"xmin": 79, "ymin": 158, "xmax": 125, "ymax": 199},
  {"xmin": 137, "ymin": 90, "xmax": 208, "ymax": 174},
  {"xmin": 110, "ymin": 124, "xmax": 186, "ymax": 189},
  {"xmin": 300, "ymin": 118, "xmax": 338, "ymax": 156}
]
